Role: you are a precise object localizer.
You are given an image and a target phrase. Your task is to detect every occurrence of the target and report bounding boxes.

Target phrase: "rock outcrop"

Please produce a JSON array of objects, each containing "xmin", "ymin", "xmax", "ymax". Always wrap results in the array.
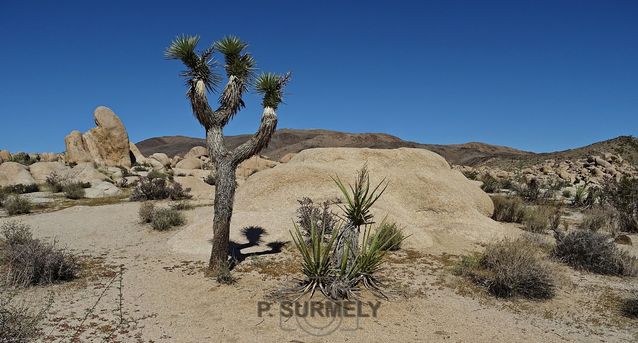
[
  {"xmin": 0, "ymin": 162, "xmax": 37, "ymax": 187},
  {"xmin": 170, "ymin": 148, "xmax": 502, "ymax": 257},
  {"xmin": 0, "ymin": 150, "xmax": 11, "ymax": 164},
  {"xmin": 65, "ymin": 106, "xmax": 133, "ymax": 168}
]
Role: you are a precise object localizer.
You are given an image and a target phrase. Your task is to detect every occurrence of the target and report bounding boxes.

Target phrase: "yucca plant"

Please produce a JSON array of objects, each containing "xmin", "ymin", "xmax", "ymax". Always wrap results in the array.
[
  {"xmin": 289, "ymin": 220, "xmax": 340, "ymax": 298},
  {"xmin": 332, "ymin": 165, "xmax": 388, "ymax": 272},
  {"xmin": 374, "ymin": 219, "xmax": 405, "ymax": 251}
]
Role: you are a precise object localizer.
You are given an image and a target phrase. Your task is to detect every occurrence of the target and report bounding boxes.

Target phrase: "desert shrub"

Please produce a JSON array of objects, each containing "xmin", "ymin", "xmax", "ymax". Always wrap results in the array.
[
  {"xmin": 462, "ymin": 170, "xmax": 479, "ymax": 180},
  {"xmin": 132, "ymin": 165, "xmax": 147, "ymax": 172},
  {"xmin": 491, "ymin": 195, "xmax": 526, "ymax": 223},
  {"xmin": 45, "ymin": 172, "xmax": 66, "ymax": 192},
  {"xmin": 169, "ymin": 201, "xmax": 193, "ymax": 211},
  {"xmin": 8, "ymin": 152, "xmax": 39, "ymax": 166},
  {"xmin": 523, "ymin": 205, "xmax": 560, "ymax": 233},
  {"xmin": 4, "ymin": 196, "xmax": 32, "ymax": 216},
  {"xmin": 147, "ymin": 169, "xmax": 167, "ymax": 180},
  {"xmin": 0, "ymin": 191, "xmax": 6, "ymax": 208},
  {"xmin": 138, "ymin": 202, "xmax": 155, "ymax": 223},
  {"xmin": 562, "ymin": 190, "xmax": 572, "ymax": 198},
  {"xmin": 150, "ymin": 208, "xmax": 185, "ymax": 231},
  {"xmin": 480, "ymin": 174, "xmax": 501, "ymax": 193},
  {"xmin": 203, "ymin": 173, "xmax": 216, "ymax": 185},
  {"xmin": 295, "ymin": 197, "xmax": 338, "ymax": 238},
  {"xmin": 600, "ymin": 177, "xmax": 638, "ymax": 232},
  {"xmin": 553, "ymin": 230, "xmax": 637, "ymax": 276},
  {"xmin": 1, "ymin": 184, "xmax": 39, "ymax": 195},
  {"xmin": 516, "ymin": 179, "xmax": 544, "ymax": 202},
  {"xmin": 573, "ymin": 185, "xmax": 588, "ymax": 207},
  {"xmin": 214, "ymin": 262, "xmax": 236, "ymax": 285},
  {"xmin": 374, "ymin": 219, "xmax": 404, "ymax": 251},
  {"xmin": 62, "ymin": 182, "xmax": 85, "ymax": 200},
  {"xmin": 579, "ymin": 207, "xmax": 616, "ymax": 234},
  {"xmin": 0, "ymin": 290, "xmax": 49, "ymax": 343},
  {"xmin": 130, "ymin": 176, "xmax": 192, "ymax": 201},
  {"xmin": 455, "ymin": 238, "xmax": 556, "ymax": 299},
  {"xmin": 621, "ymin": 292, "xmax": 638, "ymax": 319},
  {"xmin": 0, "ymin": 222, "xmax": 78, "ymax": 287}
]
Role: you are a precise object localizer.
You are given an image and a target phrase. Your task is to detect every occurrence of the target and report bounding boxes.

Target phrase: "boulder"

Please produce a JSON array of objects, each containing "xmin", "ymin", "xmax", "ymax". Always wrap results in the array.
[
  {"xmin": 170, "ymin": 148, "xmax": 502, "ymax": 257},
  {"xmin": 64, "ymin": 106, "xmax": 132, "ymax": 168},
  {"xmin": 64, "ymin": 130, "xmax": 93, "ymax": 164},
  {"xmin": 0, "ymin": 162, "xmax": 36, "ymax": 187},
  {"xmin": 184, "ymin": 146, "xmax": 208, "ymax": 160},
  {"xmin": 28, "ymin": 162, "xmax": 70, "ymax": 184},
  {"xmin": 150, "ymin": 153, "xmax": 171, "ymax": 167},
  {"xmin": 39, "ymin": 153, "xmax": 61, "ymax": 162},
  {"xmin": 0, "ymin": 150, "xmax": 10, "ymax": 162},
  {"xmin": 147, "ymin": 158, "xmax": 165, "ymax": 171},
  {"xmin": 171, "ymin": 155, "xmax": 183, "ymax": 168},
  {"xmin": 237, "ymin": 156, "xmax": 278, "ymax": 179},
  {"xmin": 594, "ymin": 157, "xmax": 612, "ymax": 169},
  {"xmin": 175, "ymin": 157, "xmax": 203, "ymax": 170},
  {"xmin": 279, "ymin": 153, "xmax": 296, "ymax": 163},
  {"xmin": 67, "ymin": 163, "xmax": 109, "ymax": 184},
  {"xmin": 129, "ymin": 142, "xmax": 147, "ymax": 165},
  {"xmin": 84, "ymin": 181, "xmax": 121, "ymax": 198}
]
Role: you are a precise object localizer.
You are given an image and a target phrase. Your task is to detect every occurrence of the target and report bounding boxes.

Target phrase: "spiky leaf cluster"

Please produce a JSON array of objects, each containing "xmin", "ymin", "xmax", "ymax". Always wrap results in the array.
[
  {"xmin": 333, "ymin": 165, "xmax": 388, "ymax": 228},
  {"xmin": 255, "ymin": 72, "xmax": 291, "ymax": 109},
  {"xmin": 165, "ymin": 35, "xmax": 220, "ymax": 94},
  {"xmin": 214, "ymin": 36, "xmax": 255, "ymax": 81}
]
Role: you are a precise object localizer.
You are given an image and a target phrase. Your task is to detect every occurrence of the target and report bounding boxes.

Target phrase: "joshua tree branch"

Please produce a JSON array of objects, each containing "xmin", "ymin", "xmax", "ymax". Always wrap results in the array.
[
  {"xmin": 231, "ymin": 107, "xmax": 278, "ymax": 164},
  {"xmin": 212, "ymin": 76, "xmax": 245, "ymax": 126}
]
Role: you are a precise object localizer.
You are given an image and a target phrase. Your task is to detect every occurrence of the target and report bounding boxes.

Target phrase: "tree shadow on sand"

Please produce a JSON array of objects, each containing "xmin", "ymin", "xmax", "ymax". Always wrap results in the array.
[{"xmin": 227, "ymin": 226, "xmax": 287, "ymax": 269}]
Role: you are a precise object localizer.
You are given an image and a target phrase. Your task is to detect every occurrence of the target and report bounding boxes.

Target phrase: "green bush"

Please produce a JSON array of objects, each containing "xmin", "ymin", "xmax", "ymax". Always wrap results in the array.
[
  {"xmin": 4, "ymin": 196, "xmax": 32, "ymax": 216},
  {"xmin": 150, "ymin": 208, "xmax": 185, "ymax": 231},
  {"xmin": 454, "ymin": 238, "xmax": 556, "ymax": 299},
  {"xmin": 562, "ymin": 190, "xmax": 572, "ymax": 198},
  {"xmin": 553, "ymin": 230, "xmax": 637, "ymax": 276},
  {"xmin": 491, "ymin": 195, "xmax": 526, "ymax": 223}
]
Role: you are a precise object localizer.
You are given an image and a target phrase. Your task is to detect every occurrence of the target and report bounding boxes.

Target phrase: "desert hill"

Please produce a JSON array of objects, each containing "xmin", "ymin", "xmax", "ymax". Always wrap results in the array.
[
  {"xmin": 136, "ymin": 129, "xmax": 532, "ymax": 165},
  {"xmin": 137, "ymin": 129, "xmax": 638, "ymax": 168}
]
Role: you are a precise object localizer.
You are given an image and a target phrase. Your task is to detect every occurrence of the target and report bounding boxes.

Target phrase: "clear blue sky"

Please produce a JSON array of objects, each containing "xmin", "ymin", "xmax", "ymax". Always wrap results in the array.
[{"xmin": 1, "ymin": 0, "xmax": 637, "ymax": 153}]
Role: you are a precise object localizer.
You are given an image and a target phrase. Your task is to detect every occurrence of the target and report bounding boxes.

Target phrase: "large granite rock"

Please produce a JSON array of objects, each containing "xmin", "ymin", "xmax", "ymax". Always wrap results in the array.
[
  {"xmin": 0, "ymin": 162, "xmax": 36, "ymax": 187},
  {"xmin": 64, "ymin": 106, "xmax": 132, "ymax": 168},
  {"xmin": 29, "ymin": 162, "xmax": 70, "ymax": 184}
]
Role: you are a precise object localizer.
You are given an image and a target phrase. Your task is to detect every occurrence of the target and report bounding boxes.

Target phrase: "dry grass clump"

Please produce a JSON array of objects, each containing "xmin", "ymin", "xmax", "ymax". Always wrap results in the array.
[
  {"xmin": 454, "ymin": 238, "xmax": 556, "ymax": 299},
  {"xmin": 491, "ymin": 195, "xmax": 526, "ymax": 223},
  {"xmin": 579, "ymin": 207, "xmax": 616, "ymax": 234},
  {"xmin": 0, "ymin": 184, "xmax": 39, "ymax": 195},
  {"xmin": 130, "ymin": 176, "xmax": 192, "ymax": 201},
  {"xmin": 62, "ymin": 182, "xmax": 86, "ymax": 200},
  {"xmin": 0, "ymin": 290, "xmax": 49, "ymax": 342},
  {"xmin": 0, "ymin": 221, "xmax": 78, "ymax": 287},
  {"xmin": 601, "ymin": 176, "xmax": 638, "ymax": 232},
  {"xmin": 138, "ymin": 202, "xmax": 155, "ymax": 223},
  {"xmin": 553, "ymin": 229, "xmax": 637, "ymax": 276},
  {"xmin": 621, "ymin": 292, "xmax": 638, "ymax": 319},
  {"xmin": 523, "ymin": 205, "xmax": 561, "ymax": 233},
  {"xmin": 4, "ymin": 196, "xmax": 32, "ymax": 216},
  {"xmin": 169, "ymin": 200, "xmax": 194, "ymax": 211},
  {"xmin": 479, "ymin": 174, "xmax": 501, "ymax": 193},
  {"xmin": 150, "ymin": 208, "xmax": 185, "ymax": 231}
]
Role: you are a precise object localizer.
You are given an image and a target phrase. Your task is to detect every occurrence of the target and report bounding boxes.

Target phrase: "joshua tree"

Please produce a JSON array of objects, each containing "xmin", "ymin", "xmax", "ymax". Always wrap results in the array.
[{"xmin": 166, "ymin": 35, "xmax": 290, "ymax": 273}]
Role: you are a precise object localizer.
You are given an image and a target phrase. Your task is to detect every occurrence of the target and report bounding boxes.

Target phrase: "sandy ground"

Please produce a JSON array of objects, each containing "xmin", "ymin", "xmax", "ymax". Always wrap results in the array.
[{"xmin": 2, "ymin": 202, "xmax": 637, "ymax": 343}]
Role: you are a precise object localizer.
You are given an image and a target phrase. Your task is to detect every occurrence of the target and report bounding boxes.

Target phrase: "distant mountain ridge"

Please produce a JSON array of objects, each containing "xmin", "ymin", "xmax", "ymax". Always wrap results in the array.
[{"xmin": 136, "ymin": 129, "xmax": 638, "ymax": 168}]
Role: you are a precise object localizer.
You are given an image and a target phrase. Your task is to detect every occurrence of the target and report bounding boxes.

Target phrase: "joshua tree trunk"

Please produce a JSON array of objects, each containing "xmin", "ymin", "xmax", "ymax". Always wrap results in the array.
[
  {"xmin": 206, "ymin": 107, "xmax": 279, "ymax": 272},
  {"xmin": 208, "ymin": 159, "xmax": 237, "ymax": 270}
]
